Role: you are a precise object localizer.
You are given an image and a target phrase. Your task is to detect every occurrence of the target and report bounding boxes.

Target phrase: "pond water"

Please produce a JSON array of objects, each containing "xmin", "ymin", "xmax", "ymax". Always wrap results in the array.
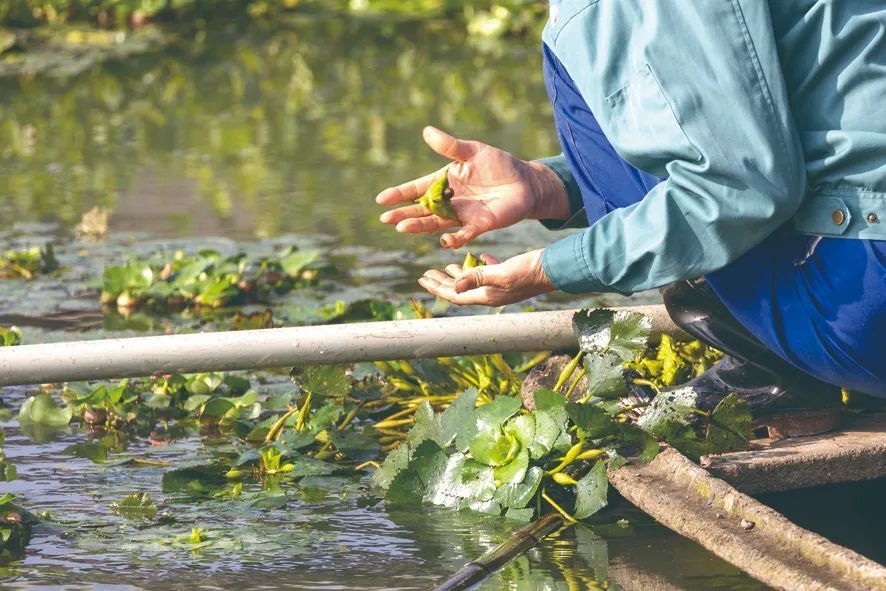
[{"xmin": 0, "ymin": 14, "xmax": 871, "ymax": 591}]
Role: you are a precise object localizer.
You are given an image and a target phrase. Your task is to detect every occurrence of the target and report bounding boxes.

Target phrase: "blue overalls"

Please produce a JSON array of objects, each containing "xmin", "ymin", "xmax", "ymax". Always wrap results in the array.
[{"xmin": 542, "ymin": 44, "xmax": 886, "ymax": 397}]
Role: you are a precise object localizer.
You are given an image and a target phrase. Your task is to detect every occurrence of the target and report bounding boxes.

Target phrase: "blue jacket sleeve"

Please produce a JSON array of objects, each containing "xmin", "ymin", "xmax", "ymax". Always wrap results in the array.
[{"xmin": 540, "ymin": 0, "xmax": 806, "ymax": 294}]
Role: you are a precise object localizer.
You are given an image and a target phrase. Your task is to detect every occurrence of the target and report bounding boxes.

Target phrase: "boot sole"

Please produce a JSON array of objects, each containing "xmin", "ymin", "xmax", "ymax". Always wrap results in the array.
[{"xmin": 756, "ymin": 408, "xmax": 842, "ymax": 439}]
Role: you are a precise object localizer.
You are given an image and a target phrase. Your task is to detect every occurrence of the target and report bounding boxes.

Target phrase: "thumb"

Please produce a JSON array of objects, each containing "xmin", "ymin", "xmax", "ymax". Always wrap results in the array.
[
  {"xmin": 423, "ymin": 126, "xmax": 480, "ymax": 161},
  {"xmin": 455, "ymin": 264, "xmax": 509, "ymax": 293}
]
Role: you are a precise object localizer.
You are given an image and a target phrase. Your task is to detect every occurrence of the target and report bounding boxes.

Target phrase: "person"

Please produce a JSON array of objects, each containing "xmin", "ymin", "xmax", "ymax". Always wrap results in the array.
[{"xmin": 376, "ymin": 1, "xmax": 886, "ymax": 433}]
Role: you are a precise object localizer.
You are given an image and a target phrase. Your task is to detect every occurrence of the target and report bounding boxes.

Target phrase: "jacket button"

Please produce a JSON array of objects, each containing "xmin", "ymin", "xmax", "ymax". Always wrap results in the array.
[
  {"xmin": 868, "ymin": 212, "xmax": 880, "ymax": 224},
  {"xmin": 831, "ymin": 210, "xmax": 846, "ymax": 225}
]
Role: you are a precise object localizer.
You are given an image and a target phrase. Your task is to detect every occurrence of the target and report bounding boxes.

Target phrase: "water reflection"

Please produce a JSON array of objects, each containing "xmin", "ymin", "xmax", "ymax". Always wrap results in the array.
[{"xmin": 0, "ymin": 17, "xmax": 559, "ymax": 248}]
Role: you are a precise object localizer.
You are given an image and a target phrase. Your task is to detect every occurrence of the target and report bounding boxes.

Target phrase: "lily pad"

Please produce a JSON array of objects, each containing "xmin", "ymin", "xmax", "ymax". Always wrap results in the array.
[{"xmin": 18, "ymin": 394, "xmax": 72, "ymax": 427}]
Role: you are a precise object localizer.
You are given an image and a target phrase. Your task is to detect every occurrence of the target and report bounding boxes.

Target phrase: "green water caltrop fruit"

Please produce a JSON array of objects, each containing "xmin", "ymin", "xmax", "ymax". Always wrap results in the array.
[
  {"xmin": 416, "ymin": 172, "xmax": 459, "ymax": 221},
  {"xmin": 462, "ymin": 251, "xmax": 485, "ymax": 269}
]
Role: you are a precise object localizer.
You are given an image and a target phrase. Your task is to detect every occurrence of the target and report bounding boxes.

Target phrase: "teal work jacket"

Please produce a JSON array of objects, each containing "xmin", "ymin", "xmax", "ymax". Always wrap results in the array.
[{"xmin": 539, "ymin": 0, "xmax": 886, "ymax": 294}]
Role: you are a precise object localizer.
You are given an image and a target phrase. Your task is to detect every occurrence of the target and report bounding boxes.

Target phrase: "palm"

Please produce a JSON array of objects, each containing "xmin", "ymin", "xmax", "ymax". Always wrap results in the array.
[
  {"xmin": 446, "ymin": 146, "xmax": 536, "ymax": 233},
  {"xmin": 376, "ymin": 126, "xmax": 557, "ymax": 249}
]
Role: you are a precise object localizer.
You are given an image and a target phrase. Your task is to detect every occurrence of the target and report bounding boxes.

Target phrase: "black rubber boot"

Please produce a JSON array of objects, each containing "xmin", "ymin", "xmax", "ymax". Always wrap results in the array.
[{"xmin": 660, "ymin": 279, "xmax": 842, "ymax": 438}]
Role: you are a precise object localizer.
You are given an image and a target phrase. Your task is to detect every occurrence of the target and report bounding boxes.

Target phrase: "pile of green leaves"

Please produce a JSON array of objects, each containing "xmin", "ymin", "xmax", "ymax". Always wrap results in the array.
[
  {"xmin": 100, "ymin": 246, "xmax": 323, "ymax": 311},
  {"xmin": 374, "ymin": 309, "xmax": 752, "ymax": 522},
  {"xmin": 0, "ymin": 245, "xmax": 57, "ymax": 280}
]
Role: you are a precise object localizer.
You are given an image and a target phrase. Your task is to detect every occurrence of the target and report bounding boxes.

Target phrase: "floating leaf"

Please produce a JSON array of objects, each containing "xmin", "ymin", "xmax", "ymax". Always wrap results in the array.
[
  {"xmin": 18, "ymin": 394, "xmax": 72, "ymax": 427},
  {"xmin": 573, "ymin": 460, "xmax": 608, "ymax": 519},
  {"xmin": 329, "ymin": 428, "xmax": 380, "ymax": 462},
  {"xmin": 110, "ymin": 493, "xmax": 158, "ymax": 520}
]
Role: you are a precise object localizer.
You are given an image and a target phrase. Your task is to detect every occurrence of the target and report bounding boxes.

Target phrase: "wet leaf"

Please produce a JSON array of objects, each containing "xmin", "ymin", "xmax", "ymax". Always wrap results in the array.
[
  {"xmin": 572, "ymin": 309, "xmax": 651, "ymax": 361},
  {"xmin": 162, "ymin": 463, "xmax": 229, "ymax": 496},
  {"xmin": 475, "ymin": 396, "xmax": 521, "ymax": 430},
  {"xmin": 493, "ymin": 447, "xmax": 529, "ymax": 486},
  {"xmin": 573, "ymin": 460, "xmax": 608, "ymax": 520},
  {"xmin": 18, "ymin": 393, "xmax": 72, "ymax": 427},
  {"xmin": 328, "ymin": 428, "xmax": 380, "ymax": 462},
  {"xmin": 583, "ymin": 352, "xmax": 627, "ymax": 399},
  {"xmin": 110, "ymin": 493, "xmax": 158, "ymax": 520},
  {"xmin": 440, "ymin": 388, "xmax": 478, "ymax": 451},
  {"xmin": 494, "ymin": 466, "xmax": 543, "ymax": 509},
  {"xmin": 705, "ymin": 393, "xmax": 753, "ymax": 454},
  {"xmin": 566, "ymin": 402, "xmax": 618, "ymax": 439}
]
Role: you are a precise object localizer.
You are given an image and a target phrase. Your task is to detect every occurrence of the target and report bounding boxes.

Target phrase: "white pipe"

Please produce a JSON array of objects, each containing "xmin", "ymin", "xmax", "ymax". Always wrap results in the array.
[{"xmin": 0, "ymin": 305, "xmax": 680, "ymax": 386}]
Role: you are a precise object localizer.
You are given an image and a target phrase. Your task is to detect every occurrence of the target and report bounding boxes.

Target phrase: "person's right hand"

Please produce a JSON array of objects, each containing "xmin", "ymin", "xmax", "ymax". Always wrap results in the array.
[{"xmin": 376, "ymin": 126, "xmax": 570, "ymax": 249}]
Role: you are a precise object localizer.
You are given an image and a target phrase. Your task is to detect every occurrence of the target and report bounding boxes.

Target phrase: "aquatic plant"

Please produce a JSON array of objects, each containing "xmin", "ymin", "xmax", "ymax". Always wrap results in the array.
[
  {"xmin": 0, "ymin": 245, "xmax": 57, "ymax": 280},
  {"xmin": 100, "ymin": 246, "xmax": 324, "ymax": 311},
  {"xmin": 373, "ymin": 309, "xmax": 752, "ymax": 523}
]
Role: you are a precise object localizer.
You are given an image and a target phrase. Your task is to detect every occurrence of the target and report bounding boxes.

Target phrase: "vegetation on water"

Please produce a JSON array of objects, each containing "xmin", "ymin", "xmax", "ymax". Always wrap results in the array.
[
  {"xmin": 0, "ymin": 245, "xmax": 57, "ymax": 280},
  {"xmin": 100, "ymin": 246, "xmax": 324, "ymax": 311},
  {"xmin": 1, "ymin": 294, "xmax": 749, "ymax": 561}
]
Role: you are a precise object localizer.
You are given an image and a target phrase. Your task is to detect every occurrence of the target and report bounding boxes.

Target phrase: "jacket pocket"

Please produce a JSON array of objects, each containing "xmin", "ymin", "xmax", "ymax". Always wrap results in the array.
[{"xmin": 604, "ymin": 64, "xmax": 701, "ymax": 174}]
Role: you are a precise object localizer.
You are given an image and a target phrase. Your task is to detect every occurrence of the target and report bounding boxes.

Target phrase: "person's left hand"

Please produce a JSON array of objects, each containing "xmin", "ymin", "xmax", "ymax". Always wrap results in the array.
[{"xmin": 418, "ymin": 250, "xmax": 555, "ymax": 306}]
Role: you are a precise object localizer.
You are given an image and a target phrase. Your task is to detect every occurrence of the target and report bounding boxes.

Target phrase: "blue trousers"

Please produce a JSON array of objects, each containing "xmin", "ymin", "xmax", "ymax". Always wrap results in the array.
[{"xmin": 542, "ymin": 44, "xmax": 886, "ymax": 397}]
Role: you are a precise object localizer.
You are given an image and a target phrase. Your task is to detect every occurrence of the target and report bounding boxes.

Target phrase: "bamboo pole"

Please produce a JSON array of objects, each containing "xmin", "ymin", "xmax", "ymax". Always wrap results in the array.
[
  {"xmin": 0, "ymin": 305, "xmax": 681, "ymax": 387},
  {"xmin": 431, "ymin": 512, "xmax": 565, "ymax": 591},
  {"xmin": 608, "ymin": 448, "xmax": 886, "ymax": 590}
]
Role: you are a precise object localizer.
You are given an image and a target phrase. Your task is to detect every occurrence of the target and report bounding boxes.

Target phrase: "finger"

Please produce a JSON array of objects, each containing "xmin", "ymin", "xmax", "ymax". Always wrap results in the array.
[
  {"xmin": 454, "ymin": 264, "xmax": 511, "ymax": 294},
  {"xmin": 379, "ymin": 204, "xmax": 430, "ymax": 225},
  {"xmin": 418, "ymin": 274, "xmax": 459, "ymax": 302},
  {"xmin": 375, "ymin": 166, "xmax": 446, "ymax": 205},
  {"xmin": 444, "ymin": 263, "xmax": 465, "ymax": 278},
  {"xmin": 395, "ymin": 216, "xmax": 460, "ymax": 234},
  {"xmin": 440, "ymin": 225, "xmax": 482, "ymax": 249},
  {"xmin": 422, "ymin": 269, "xmax": 453, "ymax": 284},
  {"xmin": 423, "ymin": 126, "xmax": 480, "ymax": 161},
  {"xmin": 448, "ymin": 286, "xmax": 509, "ymax": 306},
  {"xmin": 479, "ymin": 253, "xmax": 500, "ymax": 265}
]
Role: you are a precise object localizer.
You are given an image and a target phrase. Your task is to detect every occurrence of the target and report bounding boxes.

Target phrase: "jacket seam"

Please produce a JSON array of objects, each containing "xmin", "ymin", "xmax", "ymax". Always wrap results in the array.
[{"xmin": 729, "ymin": 0, "xmax": 795, "ymax": 185}]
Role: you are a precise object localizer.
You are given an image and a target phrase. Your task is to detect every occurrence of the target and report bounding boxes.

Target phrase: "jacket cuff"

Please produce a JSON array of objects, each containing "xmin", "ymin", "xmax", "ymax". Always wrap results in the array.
[
  {"xmin": 541, "ymin": 232, "xmax": 607, "ymax": 294},
  {"xmin": 534, "ymin": 155, "xmax": 588, "ymax": 230}
]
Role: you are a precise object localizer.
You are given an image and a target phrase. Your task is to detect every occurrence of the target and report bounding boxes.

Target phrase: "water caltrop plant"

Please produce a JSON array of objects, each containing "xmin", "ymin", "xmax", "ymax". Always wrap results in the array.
[
  {"xmin": 100, "ymin": 246, "xmax": 324, "ymax": 311},
  {"xmin": 373, "ymin": 309, "xmax": 752, "ymax": 523}
]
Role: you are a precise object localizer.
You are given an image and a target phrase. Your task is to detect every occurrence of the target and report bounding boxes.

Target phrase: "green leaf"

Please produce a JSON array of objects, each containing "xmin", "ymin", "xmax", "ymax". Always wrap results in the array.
[
  {"xmin": 637, "ymin": 386, "xmax": 698, "ymax": 439},
  {"xmin": 200, "ymin": 397, "xmax": 235, "ymax": 419},
  {"xmin": 0, "ymin": 493, "xmax": 15, "ymax": 506},
  {"xmin": 406, "ymin": 401, "xmax": 444, "ymax": 447},
  {"xmin": 573, "ymin": 309, "xmax": 651, "ymax": 362},
  {"xmin": 705, "ymin": 393, "xmax": 753, "ymax": 454},
  {"xmin": 441, "ymin": 388, "xmax": 478, "ymax": 451},
  {"xmin": 64, "ymin": 442, "xmax": 110, "ymax": 464},
  {"xmin": 493, "ymin": 447, "xmax": 529, "ymax": 486},
  {"xmin": 184, "ymin": 373, "xmax": 224, "ymax": 396},
  {"xmin": 573, "ymin": 460, "xmax": 608, "ymax": 520},
  {"xmin": 566, "ymin": 402, "xmax": 618, "ymax": 439},
  {"xmin": 469, "ymin": 429, "xmax": 518, "ymax": 467},
  {"xmin": 583, "ymin": 352, "xmax": 628, "ymax": 399},
  {"xmin": 475, "ymin": 396, "xmax": 522, "ymax": 429},
  {"xmin": 618, "ymin": 424, "xmax": 660, "ymax": 463},
  {"xmin": 287, "ymin": 454, "xmax": 336, "ymax": 478},
  {"xmin": 18, "ymin": 394, "xmax": 72, "ymax": 427},
  {"xmin": 528, "ymin": 411, "xmax": 561, "ymax": 460},
  {"xmin": 608, "ymin": 311, "xmax": 653, "ymax": 361},
  {"xmin": 533, "ymin": 389, "xmax": 566, "ymax": 415},
  {"xmin": 425, "ymin": 454, "xmax": 496, "ymax": 509},
  {"xmin": 504, "ymin": 414, "xmax": 535, "ymax": 448},
  {"xmin": 280, "ymin": 249, "xmax": 320, "ymax": 277},
  {"xmin": 290, "ymin": 365, "xmax": 350, "ymax": 398},
  {"xmin": 162, "ymin": 463, "xmax": 229, "ymax": 496},
  {"xmin": 386, "ymin": 440, "xmax": 447, "ymax": 505},
  {"xmin": 110, "ymin": 493, "xmax": 158, "ymax": 520},
  {"xmin": 573, "ymin": 309, "xmax": 615, "ymax": 354},
  {"xmin": 503, "ymin": 508, "xmax": 535, "ymax": 523},
  {"xmin": 373, "ymin": 443, "xmax": 411, "ymax": 491},
  {"xmin": 329, "ymin": 428, "xmax": 380, "ymax": 462},
  {"xmin": 494, "ymin": 466, "xmax": 543, "ymax": 509}
]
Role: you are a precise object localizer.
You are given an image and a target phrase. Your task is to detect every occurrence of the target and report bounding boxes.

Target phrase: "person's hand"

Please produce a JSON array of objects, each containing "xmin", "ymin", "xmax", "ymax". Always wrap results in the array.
[
  {"xmin": 418, "ymin": 250, "xmax": 555, "ymax": 306},
  {"xmin": 376, "ymin": 127, "xmax": 569, "ymax": 249}
]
